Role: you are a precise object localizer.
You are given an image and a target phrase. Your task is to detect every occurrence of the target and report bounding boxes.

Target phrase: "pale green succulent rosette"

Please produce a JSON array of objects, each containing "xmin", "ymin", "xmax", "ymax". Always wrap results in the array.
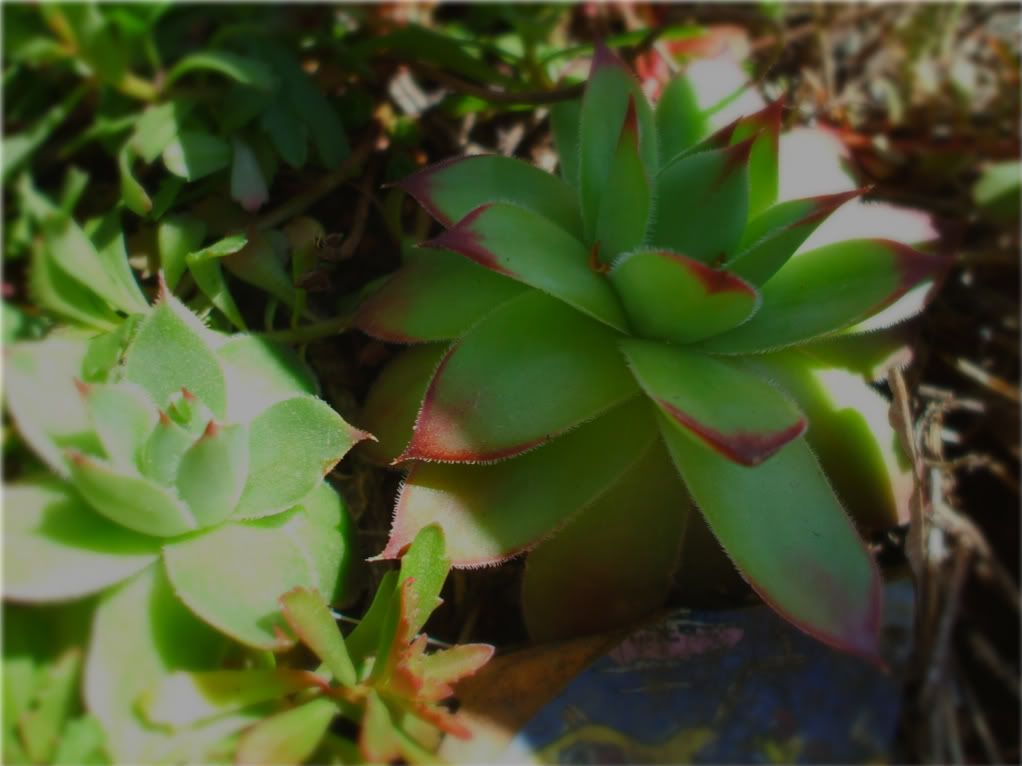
[
  {"xmin": 4, "ymin": 288, "xmax": 365, "ymax": 761},
  {"xmin": 357, "ymin": 44, "xmax": 948, "ymax": 657}
]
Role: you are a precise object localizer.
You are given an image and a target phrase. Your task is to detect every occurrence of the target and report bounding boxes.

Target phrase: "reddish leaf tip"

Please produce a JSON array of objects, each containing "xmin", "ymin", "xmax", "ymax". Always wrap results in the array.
[
  {"xmin": 181, "ymin": 387, "xmax": 197, "ymax": 402},
  {"xmin": 659, "ymin": 400, "xmax": 807, "ymax": 466},
  {"xmin": 156, "ymin": 271, "xmax": 170, "ymax": 303},
  {"xmin": 72, "ymin": 378, "xmax": 91, "ymax": 398},
  {"xmin": 66, "ymin": 450, "xmax": 89, "ymax": 467},
  {"xmin": 658, "ymin": 251, "xmax": 756, "ymax": 297},
  {"xmin": 720, "ymin": 134, "xmax": 758, "ymax": 178},
  {"xmin": 590, "ymin": 39, "xmax": 619, "ymax": 74},
  {"xmin": 397, "ymin": 155, "xmax": 494, "ymax": 227},
  {"xmin": 795, "ymin": 187, "xmax": 868, "ymax": 228},
  {"xmin": 202, "ymin": 419, "xmax": 220, "ymax": 439},
  {"xmin": 158, "ymin": 409, "xmax": 171, "ymax": 426}
]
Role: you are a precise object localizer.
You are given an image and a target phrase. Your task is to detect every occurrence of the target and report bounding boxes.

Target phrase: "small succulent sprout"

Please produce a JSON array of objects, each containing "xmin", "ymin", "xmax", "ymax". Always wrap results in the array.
[
  {"xmin": 358, "ymin": 43, "xmax": 948, "ymax": 657},
  {"xmin": 138, "ymin": 526, "xmax": 493, "ymax": 765},
  {"xmin": 5, "ymin": 287, "xmax": 366, "ymax": 762}
]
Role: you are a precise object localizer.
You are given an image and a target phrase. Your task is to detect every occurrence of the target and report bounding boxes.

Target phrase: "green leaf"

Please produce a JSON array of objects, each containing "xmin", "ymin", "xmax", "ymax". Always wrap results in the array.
[
  {"xmin": 700, "ymin": 239, "xmax": 948, "ymax": 354},
  {"xmin": 522, "ymin": 441, "xmax": 690, "ymax": 642},
  {"xmin": 233, "ymin": 395, "xmax": 366, "ymax": 519},
  {"xmin": 747, "ymin": 350, "xmax": 912, "ymax": 531},
  {"xmin": 623, "ymin": 340, "xmax": 806, "ymax": 466},
  {"xmin": 649, "ymin": 138, "xmax": 752, "ymax": 263},
  {"xmin": 346, "ymin": 570, "xmax": 399, "ymax": 671},
  {"xmin": 187, "ymin": 255, "xmax": 247, "ymax": 330},
  {"xmin": 550, "ymin": 98, "xmax": 582, "ymax": 189},
  {"xmin": 659, "ymin": 425, "xmax": 882, "ymax": 659},
  {"xmin": 973, "ymin": 160, "xmax": 1020, "ymax": 221},
  {"xmin": 164, "ymin": 506, "xmax": 338, "ymax": 649},
  {"xmin": 118, "ymin": 142, "xmax": 152, "ymax": 216},
  {"xmin": 157, "ymin": 214, "xmax": 207, "ymax": 291},
  {"xmin": 165, "ymin": 51, "xmax": 277, "ymax": 90},
  {"xmin": 17, "ymin": 649, "xmax": 81, "ymax": 764},
  {"xmin": 398, "ymin": 155, "xmax": 582, "ymax": 237},
  {"xmin": 231, "ymin": 137, "xmax": 269, "ymax": 212},
  {"xmin": 379, "ymin": 397, "xmax": 658, "ymax": 566},
  {"xmin": 81, "ymin": 381, "xmax": 160, "ymax": 471},
  {"xmin": 51, "ymin": 715, "xmax": 107, "ymax": 765},
  {"xmin": 221, "ymin": 232, "xmax": 296, "ymax": 306},
  {"xmin": 609, "ymin": 249, "xmax": 759, "ymax": 344},
  {"xmin": 656, "ymin": 74, "xmax": 707, "ymax": 164},
  {"xmin": 280, "ymin": 588, "xmax": 357, "ymax": 687},
  {"xmin": 260, "ymin": 97, "xmax": 308, "ymax": 169},
  {"xmin": 142, "ymin": 669, "xmax": 317, "ymax": 728},
  {"xmin": 425, "ymin": 203, "xmax": 628, "ymax": 331},
  {"xmin": 85, "ymin": 565, "xmax": 224, "ymax": 762},
  {"xmin": 235, "ymin": 698, "xmax": 337, "ymax": 766},
  {"xmin": 69, "ymin": 452, "xmax": 198, "ymax": 537},
  {"xmin": 28, "ymin": 244, "xmax": 119, "ymax": 330},
  {"xmin": 358, "ymin": 344, "xmax": 448, "ymax": 465},
  {"xmin": 175, "ymin": 423, "xmax": 250, "ymax": 527},
  {"xmin": 731, "ymin": 100, "xmax": 782, "ymax": 217},
  {"xmin": 131, "ymin": 101, "xmax": 193, "ymax": 164},
  {"xmin": 2, "ymin": 84, "xmax": 87, "ymax": 182},
  {"xmin": 265, "ymin": 46, "xmax": 349, "ymax": 169},
  {"xmin": 397, "ymin": 525, "xmax": 450, "ymax": 636},
  {"xmin": 579, "ymin": 43, "xmax": 657, "ymax": 242},
  {"xmin": 728, "ymin": 189, "xmax": 863, "ymax": 286},
  {"xmin": 594, "ymin": 97, "xmax": 651, "ymax": 262},
  {"xmin": 5, "ymin": 337, "xmax": 94, "ymax": 476},
  {"xmin": 216, "ymin": 334, "xmax": 317, "ymax": 423},
  {"xmin": 139, "ymin": 415, "xmax": 195, "ymax": 485},
  {"xmin": 355, "ymin": 249, "xmax": 525, "ymax": 343},
  {"xmin": 400, "ymin": 291, "xmax": 637, "ymax": 463},
  {"xmin": 123, "ymin": 290, "xmax": 228, "ymax": 417},
  {"xmin": 5, "ymin": 480, "xmax": 158, "ymax": 602},
  {"xmin": 359, "ymin": 691, "xmax": 401, "ymax": 765},
  {"xmin": 41, "ymin": 211, "xmax": 148, "ymax": 314},
  {"xmin": 162, "ymin": 131, "xmax": 232, "ymax": 181}
]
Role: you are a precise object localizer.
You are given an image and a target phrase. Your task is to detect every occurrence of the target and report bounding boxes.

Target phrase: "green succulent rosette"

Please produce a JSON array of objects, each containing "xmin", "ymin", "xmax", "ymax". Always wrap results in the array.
[
  {"xmin": 357, "ymin": 44, "xmax": 947, "ymax": 657},
  {"xmin": 4, "ymin": 287, "xmax": 365, "ymax": 761}
]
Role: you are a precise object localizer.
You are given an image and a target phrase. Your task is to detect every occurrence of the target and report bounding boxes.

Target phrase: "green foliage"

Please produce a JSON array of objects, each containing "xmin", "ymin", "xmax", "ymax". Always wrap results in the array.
[
  {"xmin": 139, "ymin": 527, "xmax": 492, "ymax": 765},
  {"xmin": 359, "ymin": 43, "xmax": 948, "ymax": 656}
]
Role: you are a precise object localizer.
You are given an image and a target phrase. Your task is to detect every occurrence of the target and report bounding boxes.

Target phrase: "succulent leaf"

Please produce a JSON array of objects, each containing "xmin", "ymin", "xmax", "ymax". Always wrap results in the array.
[
  {"xmin": 359, "ymin": 344, "xmax": 449, "ymax": 465},
  {"xmin": 399, "ymin": 291, "xmax": 637, "ymax": 463},
  {"xmin": 729, "ymin": 189, "xmax": 865, "ymax": 285},
  {"xmin": 142, "ymin": 669, "xmax": 319, "ymax": 729},
  {"xmin": 579, "ymin": 42, "xmax": 657, "ymax": 241},
  {"xmin": 68, "ymin": 452, "xmax": 198, "ymax": 537},
  {"xmin": 84, "ymin": 565, "xmax": 224, "ymax": 762},
  {"xmin": 280, "ymin": 588, "xmax": 357, "ymax": 687},
  {"xmin": 164, "ymin": 483, "xmax": 351, "ymax": 649},
  {"xmin": 5, "ymin": 479, "xmax": 159, "ymax": 602},
  {"xmin": 174, "ymin": 422, "xmax": 250, "ymax": 528},
  {"xmin": 360, "ymin": 690, "xmax": 402, "ymax": 764},
  {"xmin": 235, "ymin": 697, "xmax": 337, "ymax": 766},
  {"xmin": 731, "ymin": 99, "xmax": 783, "ymax": 217},
  {"xmin": 381, "ymin": 397, "xmax": 658, "ymax": 566},
  {"xmin": 594, "ymin": 96, "xmax": 652, "ymax": 262},
  {"xmin": 355, "ymin": 249, "xmax": 525, "ymax": 344},
  {"xmin": 656, "ymin": 74, "xmax": 707, "ymax": 164},
  {"xmin": 5, "ymin": 337, "xmax": 95, "ymax": 476},
  {"xmin": 157, "ymin": 214, "xmax": 207, "ymax": 291},
  {"xmin": 216, "ymin": 334, "xmax": 317, "ymax": 423},
  {"xmin": 394, "ymin": 524, "xmax": 450, "ymax": 636},
  {"xmin": 345, "ymin": 570, "xmax": 399, "ymax": 670},
  {"xmin": 549, "ymin": 98, "xmax": 582, "ymax": 188},
  {"xmin": 701, "ymin": 239, "xmax": 948, "ymax": 354},
  {"xmin": 234, "ymin": 395, "xmax": 367, "ymax": 519},
  {"xmin": 425, "ymin": 202, "xmax": 628, "ymax": 331},
  {"xmin": 523, "ymin": 442, "xmax": 690, "ymax": 641},
  {"xmin": 650, "ymin": 138, "xmax": 752, "ymax": 262},
  {"xmin": 398, "ymin": 154, "xmax": 583, "ymax": 237},
  {"xmin": 81, "ymin": 381, "xmax": 160, "ymax": 472},
  {"xmin": 123, "ymin": 290, "xmax": 228, "ymax": 418},
  {"xmin": 610, "ymin": 249, "xmax": 759, "ymax": 344},
  {"xmin": 660, "ymin": 425, "xmax": 882, "ymax": 659},
  {"xmin": 623, "ymin": 340, "xmax": 806, "ymax": 466}
]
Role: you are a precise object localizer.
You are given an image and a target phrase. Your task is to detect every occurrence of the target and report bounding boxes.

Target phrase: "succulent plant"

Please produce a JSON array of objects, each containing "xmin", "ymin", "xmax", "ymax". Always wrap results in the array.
[
  {"xmin": 4, "ymin": 286, "xmax": 365, "ymax": 761},
  {"xmin": 137, "ymin": 526, "xmax": 492, "ymax": 765},
  {"xmin": 356, "ymin": 44, "xmax": 947, "ymax": 656}
]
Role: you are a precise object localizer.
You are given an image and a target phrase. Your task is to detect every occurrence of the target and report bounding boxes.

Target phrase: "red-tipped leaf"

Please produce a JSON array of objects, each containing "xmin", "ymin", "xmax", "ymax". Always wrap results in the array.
[
  {"xmin": 424, "ymin": 203, "xmax": 628, "ymax": 331},
  {"xmin": 610, "ymin": 249, "xmax": 759, "ymax": 344},
  {"xmin": 399, "ymin": 291, "xmax": 637, "ymax": 464},
  {"xmin": 623, "ymin": 340, "xmax": 806, "ymax": 466}
]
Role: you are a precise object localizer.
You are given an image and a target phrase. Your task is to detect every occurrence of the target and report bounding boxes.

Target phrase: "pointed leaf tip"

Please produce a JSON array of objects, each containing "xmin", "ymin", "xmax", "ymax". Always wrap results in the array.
[{"xmin": 718, "ymin": 134, "xmax": 758, "ymax": 185}]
